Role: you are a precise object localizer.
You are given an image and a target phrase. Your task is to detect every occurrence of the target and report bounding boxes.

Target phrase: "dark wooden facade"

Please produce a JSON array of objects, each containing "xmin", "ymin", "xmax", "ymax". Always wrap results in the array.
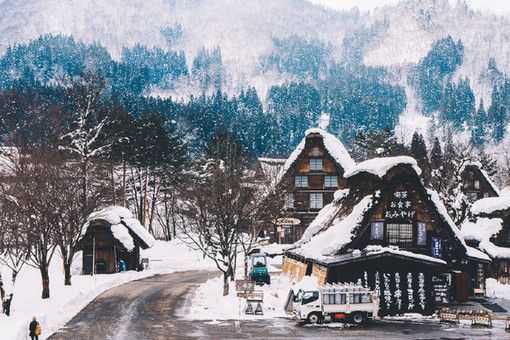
[
  {"xmin": 267, "ymin": 131, "xmax": 350, "ymax": 244},
  {"xmin": 78, "ymin": 219, "xmax": 149, "ymax": 274},
  {"xmin": 461, "ymin": 164, "xmax": 499, "ymax": 202}
]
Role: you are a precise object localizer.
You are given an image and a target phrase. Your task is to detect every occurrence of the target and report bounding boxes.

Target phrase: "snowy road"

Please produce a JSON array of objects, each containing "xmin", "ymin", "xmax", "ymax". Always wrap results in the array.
[{"xmin": 48, "ymin": 271, "xmax": 508, "ymax": 339}]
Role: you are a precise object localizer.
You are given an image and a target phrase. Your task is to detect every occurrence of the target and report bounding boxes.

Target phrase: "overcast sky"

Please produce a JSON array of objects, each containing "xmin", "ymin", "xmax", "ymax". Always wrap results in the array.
[{"xmin": 309, "ymin": 0, "xmax": 510, "ymax": 15}]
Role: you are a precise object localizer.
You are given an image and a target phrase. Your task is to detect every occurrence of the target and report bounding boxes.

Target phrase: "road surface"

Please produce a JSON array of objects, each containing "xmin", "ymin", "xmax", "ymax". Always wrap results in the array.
[{"xmin": 49, "ymin": 270, "xmax": 508, "ymax": 339}]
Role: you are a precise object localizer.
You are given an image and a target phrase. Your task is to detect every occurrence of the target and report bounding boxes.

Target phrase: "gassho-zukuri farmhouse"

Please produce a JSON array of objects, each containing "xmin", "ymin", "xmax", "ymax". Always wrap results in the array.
[{"xmin": 257, "ymin": 127, "xmax": 509, "ymax": 316}]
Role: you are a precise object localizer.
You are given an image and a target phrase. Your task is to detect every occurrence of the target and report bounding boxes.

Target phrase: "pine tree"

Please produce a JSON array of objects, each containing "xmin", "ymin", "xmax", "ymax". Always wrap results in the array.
[
  {"xmin": 410, "ymin": 132, "xmax": 431, "ymax": 184},
  {"xmin": 471, "ymin": 99, "xmax": 487, "ymax": 146},
  {"xmin": 430, "ymin": 137, "xmax": 443, "ymax": 170}
]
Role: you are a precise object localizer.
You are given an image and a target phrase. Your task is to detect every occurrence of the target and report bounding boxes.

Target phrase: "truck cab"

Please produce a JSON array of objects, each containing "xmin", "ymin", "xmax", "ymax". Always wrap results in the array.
[{"xmin": 292, "ymin": 283, "xmax": 378, "ymax": 325}]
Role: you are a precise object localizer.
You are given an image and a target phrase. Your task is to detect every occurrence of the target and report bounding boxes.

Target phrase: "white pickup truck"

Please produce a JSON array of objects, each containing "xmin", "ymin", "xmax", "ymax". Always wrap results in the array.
[{"xmin": 290, "ymin": 283, "xmax": 379, "ymax": 325}]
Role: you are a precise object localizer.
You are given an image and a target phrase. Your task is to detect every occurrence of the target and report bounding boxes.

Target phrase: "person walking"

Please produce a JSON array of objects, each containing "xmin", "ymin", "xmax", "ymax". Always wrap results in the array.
[
  {"xmin": 0, "ymin": 282, "xmax": 4, "ymax": 315},
  {"xmin": 29, "ymin": 317, "xmax": 41, "ymax": 340}
]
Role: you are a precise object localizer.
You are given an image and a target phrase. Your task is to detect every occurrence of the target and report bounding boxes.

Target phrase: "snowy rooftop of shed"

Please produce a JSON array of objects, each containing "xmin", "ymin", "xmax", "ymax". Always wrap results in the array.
[
  {"xmin": 461, "ymin": 217, "xmax": 509, "ymax": 259},
  {"xmin": 83, "ymin": 206, "xmax": 156, "ymax": 250},
  {"xmin": 276, "ymin": 128, "xmax": 354, "ymax": 184},
  {"xmin": 344, "ymin": 156, "xmax": 421, "ymax": 179}
]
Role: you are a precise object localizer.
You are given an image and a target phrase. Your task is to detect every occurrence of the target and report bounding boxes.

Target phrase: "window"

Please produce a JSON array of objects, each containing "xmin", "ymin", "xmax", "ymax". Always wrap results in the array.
[
  {"xmin": 284, "ymin": 193, "xmax": 294, "ymax": 209},
  {"xmin": 310, "ymin": 193, "xmax": 323, "ymax": 209},
  {"xmin": 370, "ymin": 221, "xmax": 384, "ymax": 240},
  {"xmin": 417, "ymin": 222, "xmax": 427, "ymax": 246},
  {"xmin": 295, "ymin": 176, "xmax": 308, "ymax": 188},
  {"xmin": 386, "ymin": 223, "xmax": 413, "ymax": 246},
  {"xmin": 302, "ymin": 291, "xmax": 319, "ymax": 305},
  {"xmin": 474, "ymin": 180, "xmax": 480, "ymax": 190},
  {"xmin": 310, "ymin": 159, "xmax": 323, "ymax": 171},
  {"xmin": 324, "ymin": 176, "xmax": 338, "ymax": 188}
]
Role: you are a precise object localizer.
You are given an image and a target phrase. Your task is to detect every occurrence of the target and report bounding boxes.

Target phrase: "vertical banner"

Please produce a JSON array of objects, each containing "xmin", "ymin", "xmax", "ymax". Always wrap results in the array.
[{"xmin": 431, "ymin": 237, "xmax": 442, "ymax": 258}]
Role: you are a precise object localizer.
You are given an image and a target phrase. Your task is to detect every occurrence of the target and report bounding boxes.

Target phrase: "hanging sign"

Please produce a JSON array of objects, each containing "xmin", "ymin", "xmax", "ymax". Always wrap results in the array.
[
  {"xmin": 431, "ymin": 237, "xmax": 442, "ymax": 258},
  {"xmin": 273, "ymin": 217, "xmax": 301, "ymax": 225}
]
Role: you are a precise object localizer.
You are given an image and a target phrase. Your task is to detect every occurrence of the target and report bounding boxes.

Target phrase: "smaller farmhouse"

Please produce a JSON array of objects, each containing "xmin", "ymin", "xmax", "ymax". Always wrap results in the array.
[
  {"xmin": 460, "ymin": 162, "xmax": 499, "ymax": 202},
  {"xmin": 78, "ymin": 206, "xmax": 156, "ymax": 274},
  {"xmin": 462, "ymin": 195, "xmax": 510, "ymax": 283}
]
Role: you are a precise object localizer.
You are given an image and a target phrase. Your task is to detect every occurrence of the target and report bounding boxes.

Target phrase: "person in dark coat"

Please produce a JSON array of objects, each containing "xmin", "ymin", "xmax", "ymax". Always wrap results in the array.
[
  {"xmin": 29, "ymin": 317, "xmax": 40, "ymax": 340},
  {"xmin": 0, "ymin": 282, "xmax": 5, "ymax": 301},
  {"xmin": 3, "ymin": 293, "xmax": 13, "ymax": 316}
]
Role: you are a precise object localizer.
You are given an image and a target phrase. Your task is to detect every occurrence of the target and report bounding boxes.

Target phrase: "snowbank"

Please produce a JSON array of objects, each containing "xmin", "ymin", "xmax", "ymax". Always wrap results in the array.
[
  {"xmin": 345, "ymin": 156, "xmax": 421, "ymax": 179},
  {"xmin": 486, "ymin": 278, "xmax": 510, "ymax": 299},
  {"xmin": 461, "ymin": 218, "xmax": 503, "ymax": 242},
  {"xmin": 0, "ymin": 239, "xmax": 215, "ymax": 340}
]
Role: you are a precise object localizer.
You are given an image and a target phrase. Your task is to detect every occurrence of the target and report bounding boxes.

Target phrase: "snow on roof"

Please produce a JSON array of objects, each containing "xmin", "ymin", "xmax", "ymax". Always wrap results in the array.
[
  {"xmin": 276, "ymin": 128, "xmax": 355, "ymax": 184},
  {"xmin": 294, "ymin": 189, "xmax": 349, "ymax": 248},
  {"xmin": 111, "ymin": 224, "xmax": 135, "ymax": 251},
  {"xmin": 461, "ymin": 217, "xmax": 503, "ymax": 242},
  {"xmin": 257, "ymin": 157, "xmax": 286, "ymax": 181},
  {"xmin": 363, "ymin": 245, "xmax": 447, "ymax": 265},
  {"xmin": 465, "ymin": 245, "xmax": 492, "ymax": 262},
  {"xmin": 460, "ymin": 217, "xmax": 509, "ymax": 259},
  {"xmin": 460, "ymin": 161, "xmax": 500, "ymax": 195},
  {"xmin": 471, "ymin": 196, "xmax": 510, "ymax": 216},
  {"xmin": 426, "ymin": 189, "xmax": 467, "ymax": 248},
  {"xmin": 296, "ymin": 195, "xmax": 374, "ymax": 258},
  {"xmin": 83, "ymin": 206, "xmax": 156, "ymax": 249},
  {"xmin": 344, "ymin": 156, "xmax": 422, "ymax": 179}
]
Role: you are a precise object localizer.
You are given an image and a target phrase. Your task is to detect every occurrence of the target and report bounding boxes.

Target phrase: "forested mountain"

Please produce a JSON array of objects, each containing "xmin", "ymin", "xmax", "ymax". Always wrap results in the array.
[{"xmin": 0, "ymin": 0, "xmax": 510, "ymax": 166}]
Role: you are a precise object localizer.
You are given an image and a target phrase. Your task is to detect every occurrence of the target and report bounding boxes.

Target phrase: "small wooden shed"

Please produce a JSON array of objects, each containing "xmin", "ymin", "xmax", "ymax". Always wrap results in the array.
[{"xmin": 78, "ymin": 206, "xmax": 155, "ymax": 275}]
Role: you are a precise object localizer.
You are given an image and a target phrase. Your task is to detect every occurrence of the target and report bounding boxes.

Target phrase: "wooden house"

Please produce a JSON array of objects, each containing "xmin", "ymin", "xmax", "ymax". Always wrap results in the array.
[
  {"xmin": 259, "ymin": 128, "xmax": 354, "ymax": 244},
  {"xmin": 462, "ymin": 197, "xmax": 510, "ymax": 283},
  {"xmin": 78, "ymin": 206, "xmax": 155, "ymax": 274},
  {"xmin": 283, "ymin": 156, "xmax": 490, "ymax": 316},
  {"xmin": 460, "ymin": 162, "xmax": 499, "ymax": 202}
]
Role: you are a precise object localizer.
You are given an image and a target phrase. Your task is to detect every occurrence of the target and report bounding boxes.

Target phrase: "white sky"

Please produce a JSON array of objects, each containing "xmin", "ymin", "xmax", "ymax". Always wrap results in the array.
[{"xmin": 309, "ymin": 0, "xmax": 510, "ymax": 15}]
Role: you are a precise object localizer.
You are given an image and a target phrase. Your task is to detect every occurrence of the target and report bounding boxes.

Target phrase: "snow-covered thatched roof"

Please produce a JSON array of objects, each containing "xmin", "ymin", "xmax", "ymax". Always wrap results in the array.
[
  {"xmin": 83, "ymin": 206, "xmax": 156, "ymax": 250},
  {"xmin": 276, "ymin": 128, "xmax": 354, "ymax": 184},
  {"xmin": 344, "ymin": 156, "xmax": 421, "ymax": 179},
  {"xmin": 461, "ymin": 216, "xmax": 510, "ymax": 259},
  {"xmin": 471, "ymin": 196, "xmax": 510, "ymax": 216},
  {"xmin": 459, "ymin": 161, "xmax": 500, "ymax": 196}
]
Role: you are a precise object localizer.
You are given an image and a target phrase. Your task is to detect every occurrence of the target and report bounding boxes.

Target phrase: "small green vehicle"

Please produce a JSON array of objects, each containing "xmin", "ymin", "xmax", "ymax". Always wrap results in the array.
[{"xmin": 249, "ymin": 254, "xmax": 270, "ymax": 285}]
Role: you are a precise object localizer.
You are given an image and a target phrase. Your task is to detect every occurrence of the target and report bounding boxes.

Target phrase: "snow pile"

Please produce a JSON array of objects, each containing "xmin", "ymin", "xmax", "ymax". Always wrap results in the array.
[
  {"xmin": 486, "ymin": 278, "xmax": 510, "ymax": 299},
  {"xmin": 83, "ymin": 206, "xmax": 156, "ymax": 249},
  {"xmin": 0, "ymin": 239, "xmax": 215, "ymax": 340},
  {"xmin": 291, "ymin": 275, "xmax": 319, "ymax": 293},
  {"xmin": 276, "ymin": 128, "xmax": 354, "ymax": 184},
  {"xmin": 344, "ymin": 156, "xmax": 422, "ymax": 179},
  {"xmin": 471, "ymin": 197, "xmax": 510, "ymax": 216},
  {"xmin": 298, "ymin": 195, "xmax": 374, "ymax": 258},
  {"xmin": 363, "ymin": 245, "xmax": 447, "ymax": 265}
]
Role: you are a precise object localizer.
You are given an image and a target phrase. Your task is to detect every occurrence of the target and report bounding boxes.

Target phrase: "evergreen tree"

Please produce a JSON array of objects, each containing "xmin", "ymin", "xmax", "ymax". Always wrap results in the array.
[
  {"xmin": 410, "ymin": 132, "xmax": 431, "ymax": 184},
  {"xmin": 471, "ymin": 99, "xmax": 487, "ymax": 146}
]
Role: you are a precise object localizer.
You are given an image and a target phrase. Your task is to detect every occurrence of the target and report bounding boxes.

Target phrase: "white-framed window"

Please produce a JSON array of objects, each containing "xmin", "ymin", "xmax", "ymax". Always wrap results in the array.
[
  {"xmin": 324, "ymin": 175, "xmax": 337, "ymax": 188},
  {"xmin": 474, "ymin": 180, "xmax": 480, "ymax": 190},
  {"xmin": 386, "ymin": 223, "xmax": 413, "ymax": 246},
  {"xmin": 295, "ymin": 176, "xmax": 308, "ymax": 188},
  {"xmin": 310, "ymin": 193, "xmax": 323, "ymax": 209},
  {"xmin": 309, "ymin": 159, "xmax": 323, "ymax": 171},
  {"xmin": 284, "ymin": 193, "xmax": 294, "ymax": 209}
]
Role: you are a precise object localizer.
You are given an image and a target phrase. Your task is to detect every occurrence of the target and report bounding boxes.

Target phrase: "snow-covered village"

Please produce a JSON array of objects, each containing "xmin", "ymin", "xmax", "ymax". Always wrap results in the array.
[{"xmin": 4, "ymin": 0, "xmax": 510, "ymax": 339}]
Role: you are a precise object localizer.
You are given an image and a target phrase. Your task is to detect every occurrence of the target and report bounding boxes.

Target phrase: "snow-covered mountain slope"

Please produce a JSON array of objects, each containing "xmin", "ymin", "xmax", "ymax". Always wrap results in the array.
[{"xmin": 364, "ymin": 0, "xmax": 510, "ymax": 103}]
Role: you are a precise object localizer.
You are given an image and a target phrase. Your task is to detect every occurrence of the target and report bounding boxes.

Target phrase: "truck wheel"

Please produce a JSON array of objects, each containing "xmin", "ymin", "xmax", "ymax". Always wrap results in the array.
[
  {"xmin": 351, "ymin": 312, "xmax": 366, "ymax": 325},
  {"xmin": 266, "ymin": 276, "xmax": 271, "ymax": 285},
  {"xmin": 307, "ymin": 312, "xmax": 321, "ymax": 324}
]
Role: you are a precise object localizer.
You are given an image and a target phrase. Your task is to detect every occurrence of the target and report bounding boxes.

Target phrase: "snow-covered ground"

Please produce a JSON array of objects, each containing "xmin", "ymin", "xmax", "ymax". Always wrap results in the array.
[
  {"xmin": 181, "ymin": 254, "xmax": 293, "ymax": 321},
  {"xmin": 0, "ymin": 239, "xmax": 215, "ymax": 340}
]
